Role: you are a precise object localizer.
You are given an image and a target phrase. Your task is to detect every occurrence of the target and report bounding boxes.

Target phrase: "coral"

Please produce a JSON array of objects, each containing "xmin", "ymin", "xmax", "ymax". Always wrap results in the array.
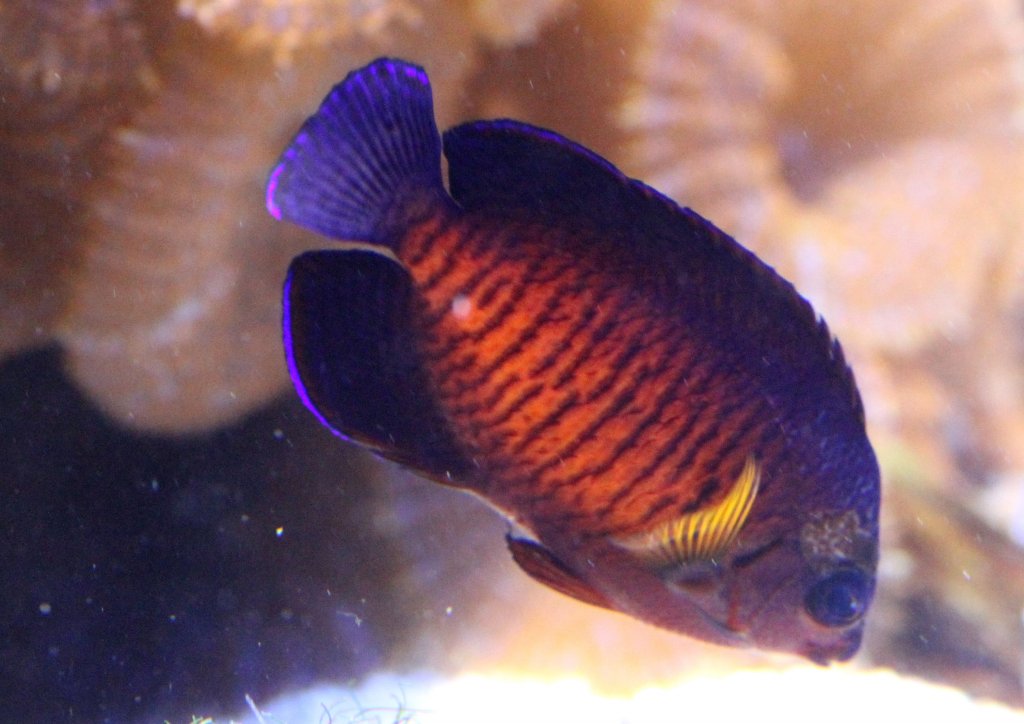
[
  {"xmin": 776, "ymin": 139, "xmax": 1024, "ymax": 354},
  {"xmin": 56, "ymin": 26, "xmax": 315, "ymax": 431},
  {"xmin": 0, "ymin": 0, "xmax": 155, "ymax": 130},
  {"xmin": 620, "ymin": 0, "xmax": 1024, "ymax": 353},
  {"xmin": 2, "ymin": 0, "xmax": 580, "ymax": 434},
  {"xmin": 0, "ymin": 0, "xmax": 157, "ymax": 358},
  {"xmin": 177, "ymin": 0, "xmax": 424, "ymax": 64},
  {"xmin": 55, "ymin": 11, "xmax": 477, "ymax": 432},
  {"xmin": 467, "ymin": 1, "xmax": 657, "ymax": 158},
  {"xmin": 869, "ymin": 480, "xmax": 1024, "ymax": 705},
  {"xmin": 175, "ymin": 0, "xmax": 571, "ymax": 67},
  {"xmin": 12, "ymin": 0, "xmax": 577, "ymax": 434},
  {"xmin": 461, "ymin": 0, "xmax": 571, "ymax": 48}
]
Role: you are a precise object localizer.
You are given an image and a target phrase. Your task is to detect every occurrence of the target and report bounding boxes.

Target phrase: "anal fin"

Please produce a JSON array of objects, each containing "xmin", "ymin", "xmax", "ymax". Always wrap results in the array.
[
  {"xmin": 284, "ymin": 249, "xmax": 471, "ymax": 483},
  {"xmin": 507, "ymin": 536, "xmax": 611, "ymax": 610}
]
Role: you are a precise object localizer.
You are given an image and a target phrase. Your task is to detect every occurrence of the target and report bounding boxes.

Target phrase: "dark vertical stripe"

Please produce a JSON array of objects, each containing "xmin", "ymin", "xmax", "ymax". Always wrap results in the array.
[
  {"xmin": 675, "ymin": 393, "xmax": 757, "ymax": 473},
  {"xmin": 592, "ymin": 397, "xmax": 767, "ymax": 535},
  {"xmin": 543, "ymin": 285, "xmax": 659, "ymax": 395},
  {"xmin": 610, "ymin": 489, "xmax": 681, "ymax": 533},
  {"xmin": 524, "ymin": 356, "xmax": 661, "ymax": 482},
  {"xmin": 573, "ymin": 330, "xmax": 697, "ymax": 483},
  {"xmin": 431, "ymin": 345, "xmax": 480, "ymax": 385},
  {"xmin": 569, "ymin": 312, "xmax": 678, "ymax": 408},
  {"xmin": 603, "ymin": 386, "xmax": 714, "ymax": 511},
  {"xmin": 464, "ymin": 245, "xmax": 575, "ymax": 330},
  {"xmin": 532, "ymin": 374, "xmax": 656, "ymax": 497},
  {"xmin": 456, "ymin": 254, "xmax": 569, "ymax": 345},
  {"xmin": 442, "ymin": 370, "xmax": 517, "ymax": 417},
  {"xmin": 417, "ymin": 218, "xmax": 491, "ymax": 294},
  {"xmin": 693, "ymin": 400, "xmax": 766, "ymax": 482},
  {"xmin": 506, "ymin": 304, "xmax": 680, "ymax": 481},
  {"xmin": 523, "ymin": 299, "xmax": 604, "ymax": 379},
  {"xmin": 474, "ymin": 268, "xmax": 518, "ymax": 310},
  {"xmin": 480, "ymin": 381, "xmax": 548, "ymax": 430},
  {"xmin": 419, "ymin": 226, "xmax": 552, "ymax": 331},
  {"xmin": 403, "ymin": 214, "xmax": 447, "ymax": 266},
  {"xmin": 485, "ymin": 387, "xmax": 582, "ymax": 460},
  {"xmin": 471, "ymin": 290, "xmax": 663, "ymax": 473},
  {"xmin": 446, "ymin": 257, "xmax": 587, "ymax": 392}
]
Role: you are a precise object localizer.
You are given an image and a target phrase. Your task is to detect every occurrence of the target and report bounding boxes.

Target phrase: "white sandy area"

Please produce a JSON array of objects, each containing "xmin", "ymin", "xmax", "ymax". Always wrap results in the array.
[{"xmin": 213, "ymin": 666, "xmax": 1024, "ymax": 724}]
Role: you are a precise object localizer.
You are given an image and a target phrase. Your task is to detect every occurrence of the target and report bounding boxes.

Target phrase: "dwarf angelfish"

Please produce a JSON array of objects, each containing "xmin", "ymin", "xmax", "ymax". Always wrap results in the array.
[{"xmin": 266, "ymin": 58, "xmax": 880, "ymax": 664}]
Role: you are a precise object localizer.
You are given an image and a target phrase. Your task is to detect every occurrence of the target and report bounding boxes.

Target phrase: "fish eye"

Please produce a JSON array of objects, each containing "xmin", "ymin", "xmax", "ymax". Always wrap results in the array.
[{"xmin": 804, "ymin": 568, "xmax": 869, "ymax": 627}]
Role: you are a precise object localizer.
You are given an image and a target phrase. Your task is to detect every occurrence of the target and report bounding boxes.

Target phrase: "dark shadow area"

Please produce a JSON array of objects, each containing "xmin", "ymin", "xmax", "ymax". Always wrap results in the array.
[{"xmin": 0, "ymin": 347, "xmax": 411, "ymax": 722}]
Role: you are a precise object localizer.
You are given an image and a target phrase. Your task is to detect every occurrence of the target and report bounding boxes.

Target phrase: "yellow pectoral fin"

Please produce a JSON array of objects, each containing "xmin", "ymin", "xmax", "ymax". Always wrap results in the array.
[{"xmin": 615, "ymin": 457, "xmax": 762, "ymax": 569}]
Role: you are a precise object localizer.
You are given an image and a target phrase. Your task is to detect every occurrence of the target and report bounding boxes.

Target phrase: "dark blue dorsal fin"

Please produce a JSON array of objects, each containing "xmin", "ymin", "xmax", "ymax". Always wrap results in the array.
[
  {"xmin": 284, "ymin": 249, "xmax": 471, "ymax": 482},
  {"xmin": 442, "ymin": 121, "xmax": 863, "ymax": 421},
  {"xmin": 267, "ymin": 58, "xmax": 444, "ymax": 246},
  {"xmin": 444, "ymin": 120, "xmax": 633, "ymax": 223}
]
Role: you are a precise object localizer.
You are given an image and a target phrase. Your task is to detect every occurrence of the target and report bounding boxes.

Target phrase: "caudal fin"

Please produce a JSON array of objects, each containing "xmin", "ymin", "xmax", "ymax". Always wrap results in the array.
[{"xmin": 266, "ymin": 58, "xmax": 443, "ymax": 245}]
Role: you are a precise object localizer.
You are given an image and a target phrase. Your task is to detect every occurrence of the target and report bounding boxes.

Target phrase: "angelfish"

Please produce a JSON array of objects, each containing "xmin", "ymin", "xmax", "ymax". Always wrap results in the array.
[{"xmin": 266, "ymin": 58, "xmax": 880, "ymax": 663}]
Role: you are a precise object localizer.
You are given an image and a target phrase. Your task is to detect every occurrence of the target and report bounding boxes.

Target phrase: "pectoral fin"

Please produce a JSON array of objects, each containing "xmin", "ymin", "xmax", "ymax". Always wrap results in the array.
[
  {"xmin": 506, "ymin": 536, "xmax": 611, "ymax": 610},
  {"xmin": 615, "ymin": 457, "xmax": 761, "ymax": 569}
]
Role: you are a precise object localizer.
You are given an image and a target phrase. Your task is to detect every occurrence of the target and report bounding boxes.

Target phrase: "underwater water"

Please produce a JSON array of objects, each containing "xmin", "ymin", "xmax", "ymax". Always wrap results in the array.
[{"xmin": 3, "ymin": 1, "xmax": 1024, "ymax": 721}]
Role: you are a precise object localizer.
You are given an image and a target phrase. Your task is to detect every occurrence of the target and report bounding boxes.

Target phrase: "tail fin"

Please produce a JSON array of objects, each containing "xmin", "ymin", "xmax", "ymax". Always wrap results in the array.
[{"xmin": 266, "ymin": 58, "xmax": 443, "ymax": 245}]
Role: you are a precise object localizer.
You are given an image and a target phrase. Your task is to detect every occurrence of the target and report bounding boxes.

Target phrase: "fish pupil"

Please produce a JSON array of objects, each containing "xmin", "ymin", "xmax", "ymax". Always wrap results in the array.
[{"xmin": 804, "ymin": 567, "xmax": 868, "ymax": 627}]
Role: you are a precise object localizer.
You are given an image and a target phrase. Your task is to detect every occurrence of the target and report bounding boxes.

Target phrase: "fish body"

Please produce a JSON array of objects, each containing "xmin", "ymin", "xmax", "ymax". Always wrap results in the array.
[{"xmin": 267, "ymin": 58, "xmax": 880, "ymax": 663}]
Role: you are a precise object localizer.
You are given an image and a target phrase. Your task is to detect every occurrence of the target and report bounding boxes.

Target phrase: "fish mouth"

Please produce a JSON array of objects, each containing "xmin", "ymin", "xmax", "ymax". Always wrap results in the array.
[{"xmin": 799, "ymin": 627, "xmax": 863, "ymax": 665}]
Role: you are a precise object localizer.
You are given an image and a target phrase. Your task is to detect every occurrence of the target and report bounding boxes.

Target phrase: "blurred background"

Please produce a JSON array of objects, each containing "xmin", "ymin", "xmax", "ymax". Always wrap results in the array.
[{"xmin": 2, "ymin": 1, "xmax": 1024, "ymax": 721}]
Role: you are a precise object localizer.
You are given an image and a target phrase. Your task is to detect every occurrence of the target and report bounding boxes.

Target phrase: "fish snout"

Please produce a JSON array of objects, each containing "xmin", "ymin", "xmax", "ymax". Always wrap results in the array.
[{"xmin": 800, "ymin": 627, "xmax": 863, "ymax": 665}]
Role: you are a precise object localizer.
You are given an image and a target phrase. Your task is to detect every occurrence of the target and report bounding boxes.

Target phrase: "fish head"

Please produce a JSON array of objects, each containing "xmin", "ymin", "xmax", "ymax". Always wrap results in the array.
[
  {"xmin": 589, "ymin": 456, "xmax": 880, "ymax": 663},
  {"xmin": 622, "ymin": 489, "xmax": 880, "ymax": 663},
  {"xmin": 579, "ymin": 504, "xmax": 876, "ymax": 663},
  {"xmin": 682, "ymin": 508, "xmax": 877, "ymax": 664},
  {"xmin": 513, "ymin": 494, "xmax": 878, "ymax": 664}
]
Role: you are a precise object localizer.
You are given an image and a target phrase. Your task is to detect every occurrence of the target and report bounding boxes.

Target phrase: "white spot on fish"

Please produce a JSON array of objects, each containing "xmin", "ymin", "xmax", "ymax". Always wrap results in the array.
[{"xmin": 451, "ymin": 294, "xmax": 472, "ymax": 320}]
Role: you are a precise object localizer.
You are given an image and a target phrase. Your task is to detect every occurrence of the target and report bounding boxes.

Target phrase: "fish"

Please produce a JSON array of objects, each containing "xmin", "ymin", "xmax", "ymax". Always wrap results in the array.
[{"xmin": 265, "ymin": 57, "xmax": 881, "ymax": 664}]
